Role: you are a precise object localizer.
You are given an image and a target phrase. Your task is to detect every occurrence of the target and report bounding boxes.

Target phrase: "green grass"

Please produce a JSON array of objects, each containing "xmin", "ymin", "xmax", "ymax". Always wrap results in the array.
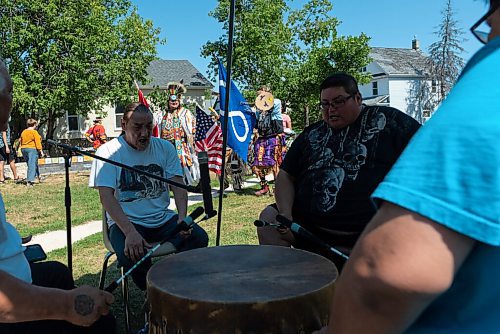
[
  {"xmin": 22, "ymin": 172, "xmax": 275, "ymax": 333},
  {"xmin": 2, "ymin": 173, "xmax": 102, "ymax": 236}
]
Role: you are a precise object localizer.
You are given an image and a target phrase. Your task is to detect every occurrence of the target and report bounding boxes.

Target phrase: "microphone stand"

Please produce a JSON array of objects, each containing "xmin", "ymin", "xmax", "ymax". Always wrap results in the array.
[
  {"xmin": 63, "ymin": 146, "xmax": 73, "ymax": 275},
  {"xmin": 47, "ymin": 139, "xmax": 191, "ymax": 191}
]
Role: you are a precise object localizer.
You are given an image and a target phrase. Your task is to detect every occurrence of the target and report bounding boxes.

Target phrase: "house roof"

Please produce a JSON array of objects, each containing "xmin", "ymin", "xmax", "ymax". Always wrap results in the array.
[
  {"xmin": 140, "ymin": 59, "xmax": 213, "ymax": 89},
  {"xmin": 369, "ymin": 47, "xmax": 430, "ymax": 77},
  {"xmin": 363, "ymin": 95, "xmax": 390, "ymax": 105}
]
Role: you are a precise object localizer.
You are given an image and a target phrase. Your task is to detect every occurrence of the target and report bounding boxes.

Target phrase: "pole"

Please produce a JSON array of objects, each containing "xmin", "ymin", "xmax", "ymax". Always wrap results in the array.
[
  {"xmin": 215, "ymin": 0, "xmax": 237, "ymax": 246},
  {"xmin": 63, "ymin": 149, "xmax": 73, "ymax": 275}
]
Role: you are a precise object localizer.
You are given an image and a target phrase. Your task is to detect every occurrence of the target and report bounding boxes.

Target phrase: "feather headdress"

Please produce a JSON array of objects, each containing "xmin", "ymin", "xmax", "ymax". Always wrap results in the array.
[{"xmin": 166, "ymin": 80, "xmax": 187, "ymax": 101}]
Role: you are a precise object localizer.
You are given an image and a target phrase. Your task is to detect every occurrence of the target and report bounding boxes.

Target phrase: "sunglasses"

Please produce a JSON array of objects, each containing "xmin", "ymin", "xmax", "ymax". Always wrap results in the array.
[{"xmin": 470, "ymin": 2, "xmax": 500, "ymax": 44}]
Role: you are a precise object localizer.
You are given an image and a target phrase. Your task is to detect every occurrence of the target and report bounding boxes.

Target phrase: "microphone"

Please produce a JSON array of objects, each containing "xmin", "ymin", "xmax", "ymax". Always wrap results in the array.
[
  {"xmin": 253, "ymin": 220, "xmax": 285, "ymax": 229},
  {"xmin": 170, "ymin": 206, "xmax": 205, "ymax": 237},
  {"xmin": 105, "ymin": 206, "xmax": 205, "ymax": 293},
  {"xmin": 276, "ymin": 215, "xmax": 349, "ymax": 260},
  {"xmin": 197, "ymin": 151, "xmax": 217, "ymax": 219}
]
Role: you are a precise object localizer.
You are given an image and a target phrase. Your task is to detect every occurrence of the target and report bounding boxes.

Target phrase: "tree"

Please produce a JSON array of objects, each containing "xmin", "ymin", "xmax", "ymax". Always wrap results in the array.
[
  {"xmin": 201, "ymin": 0, "xmax": 291, "ymax": 93},
  {"xmin": 0, "ymin": 0, "xmax": 161, "ymax": 139},
  {"xmin": 428, "ymin": 0, "xmax": 466, "ymax": 103},
  {"xmin": 201, "ymin": 0, "xmax": 371, "ymax": 129}
]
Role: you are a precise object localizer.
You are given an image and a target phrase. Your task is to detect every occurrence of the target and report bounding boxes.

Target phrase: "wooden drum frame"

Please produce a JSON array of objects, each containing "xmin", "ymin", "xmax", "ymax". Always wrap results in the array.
[{"xmin": 147, "ymin": 245, "xmax": 337, "ymax": 334}]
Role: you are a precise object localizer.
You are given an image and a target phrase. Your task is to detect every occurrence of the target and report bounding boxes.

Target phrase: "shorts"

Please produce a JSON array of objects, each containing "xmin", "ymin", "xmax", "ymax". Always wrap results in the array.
[{"xmin": 0, "ymin": 146, "xmax": 15, "ymax": 163}]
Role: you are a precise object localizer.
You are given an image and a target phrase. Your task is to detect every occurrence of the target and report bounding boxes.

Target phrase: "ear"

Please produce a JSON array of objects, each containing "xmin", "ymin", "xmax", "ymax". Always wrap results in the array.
[{"xmin": 354, "ymin": 92, "xmax": 363, "ymax": 105}]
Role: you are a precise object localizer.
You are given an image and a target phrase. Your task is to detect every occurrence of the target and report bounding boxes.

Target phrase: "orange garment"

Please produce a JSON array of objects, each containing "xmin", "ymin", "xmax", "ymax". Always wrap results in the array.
[
  {"xmin": 20, "ymin": 129, "xmax": 42, "ymax": 150},
  {"xmin": 85, "ymin": 124, "xmax": 107, "ymax": 149}
]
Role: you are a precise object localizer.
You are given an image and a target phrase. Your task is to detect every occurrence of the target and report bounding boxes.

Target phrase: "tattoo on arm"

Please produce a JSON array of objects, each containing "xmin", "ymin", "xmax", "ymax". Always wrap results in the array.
[{"xmin": 74, "ymin": 295, "xmax": 95, "ymax": 316}]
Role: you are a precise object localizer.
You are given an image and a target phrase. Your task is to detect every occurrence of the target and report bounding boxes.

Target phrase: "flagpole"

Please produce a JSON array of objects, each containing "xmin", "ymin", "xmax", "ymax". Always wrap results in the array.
[{"xmin": 216, "ymin": 0, "xmax": 236, "ymax": 246}]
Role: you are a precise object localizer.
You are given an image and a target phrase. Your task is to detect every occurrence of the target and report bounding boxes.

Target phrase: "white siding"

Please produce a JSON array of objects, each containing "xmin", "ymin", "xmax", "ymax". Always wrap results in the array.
[{"xmin": 388, "ymin": 78, "xmax": 413, "ymax": 112}]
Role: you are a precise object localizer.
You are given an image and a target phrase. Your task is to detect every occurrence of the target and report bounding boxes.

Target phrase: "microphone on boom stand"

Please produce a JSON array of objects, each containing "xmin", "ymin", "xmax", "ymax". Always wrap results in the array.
[
  {"xmin": 105, "ymin": 206, "xmax": 205, "ymax": 293},
  {"xmin": 275, "ymin": 215, "xmax": 349, "ymax": 261}
]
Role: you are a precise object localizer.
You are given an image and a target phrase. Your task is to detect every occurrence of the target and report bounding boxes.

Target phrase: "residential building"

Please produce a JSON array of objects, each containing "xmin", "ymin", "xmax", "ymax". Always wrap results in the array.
[
  {"xmin": 47, "ymin": 59, "xmax": 214, "ymax": 140},
  {"xmin": 359, "ymin": 39, "xmax": 438, "ymax": 123}
]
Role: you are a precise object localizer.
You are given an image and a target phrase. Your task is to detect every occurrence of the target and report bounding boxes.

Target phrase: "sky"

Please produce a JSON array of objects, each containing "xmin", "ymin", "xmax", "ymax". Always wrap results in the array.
[{"xmin": 131, "ymin": 0, "xmax": 489, "ymax": 82}]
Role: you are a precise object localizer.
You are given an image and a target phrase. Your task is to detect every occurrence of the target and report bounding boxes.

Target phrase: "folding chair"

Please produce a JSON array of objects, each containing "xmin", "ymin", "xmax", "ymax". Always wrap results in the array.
[{"xmin": 98, "ymin": 209, "xmax": 176, "ymax": 334}]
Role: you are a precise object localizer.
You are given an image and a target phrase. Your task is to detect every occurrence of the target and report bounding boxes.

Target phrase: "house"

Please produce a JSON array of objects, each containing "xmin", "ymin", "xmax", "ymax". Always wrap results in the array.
[
  {"xmin": 359, "ymin": 39, "xmax": 438, "ymax": 123},
  {"xmin": 50, "ymin": 59, "xmax": 214, "ymax": 140}
]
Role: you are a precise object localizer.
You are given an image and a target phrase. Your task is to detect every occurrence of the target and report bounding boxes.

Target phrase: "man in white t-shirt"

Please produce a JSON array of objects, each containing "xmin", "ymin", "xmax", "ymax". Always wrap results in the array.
[{"xmin": 89, "ymin": 102, "xmax": 208, "ymax": 290}]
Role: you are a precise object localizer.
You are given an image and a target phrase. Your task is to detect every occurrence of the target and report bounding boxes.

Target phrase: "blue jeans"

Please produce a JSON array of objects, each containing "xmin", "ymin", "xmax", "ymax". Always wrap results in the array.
[
  {"xmin": 21, "ymin": 148, "xmax": 39, "ymax": 182},
  {"xmin": 109, "ymin": 215, "xmax": 209, "ymax": 290}
]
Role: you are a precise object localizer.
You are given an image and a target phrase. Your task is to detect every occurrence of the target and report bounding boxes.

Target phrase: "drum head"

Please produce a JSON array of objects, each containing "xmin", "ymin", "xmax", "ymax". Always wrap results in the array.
[{"xmin": 255, "ymin": 91, "xmax": 274, "ymax": 111}]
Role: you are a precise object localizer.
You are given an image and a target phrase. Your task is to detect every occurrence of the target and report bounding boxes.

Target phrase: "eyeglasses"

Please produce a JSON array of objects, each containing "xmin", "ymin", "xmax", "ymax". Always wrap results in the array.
[
  {"xmin": 470, "ymin": 2, "xmax": 500, "ymax": 44},
  {"xmin": 319, "ymin": 94, "xmax": 355, "ymax": 110}
]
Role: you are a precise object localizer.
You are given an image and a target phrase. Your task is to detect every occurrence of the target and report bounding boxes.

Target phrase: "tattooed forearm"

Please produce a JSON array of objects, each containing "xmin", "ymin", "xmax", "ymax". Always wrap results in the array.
[{"xmin": 74, "ymin": 295, "xmax": 95, "ymax": 316}]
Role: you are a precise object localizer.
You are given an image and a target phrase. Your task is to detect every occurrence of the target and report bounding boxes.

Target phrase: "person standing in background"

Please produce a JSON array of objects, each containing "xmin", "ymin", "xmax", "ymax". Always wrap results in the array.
[
  {"xmin": 160, "ymin": 81, "xmax": 199, "ymax": 186},
  {"xmin": 0, "ymin": 122, "xmax": 19, "ymax": 183},
  {"xmin": 20, "ymin": 119, "xmax": 44, "ymax": 186},
  {"xmin": 85, "ymin": 117, "xmax": 107, "ymax": 150}
]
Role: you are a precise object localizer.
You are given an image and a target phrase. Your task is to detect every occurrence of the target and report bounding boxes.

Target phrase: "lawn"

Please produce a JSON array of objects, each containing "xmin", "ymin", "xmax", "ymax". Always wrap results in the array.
[{"xmin": 5, "ymin": 172, "xmax": 275, "ymax": 333}]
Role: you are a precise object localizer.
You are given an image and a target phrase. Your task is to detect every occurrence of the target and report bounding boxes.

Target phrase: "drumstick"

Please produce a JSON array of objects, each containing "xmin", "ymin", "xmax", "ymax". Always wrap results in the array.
[
  {"xmin": 275, "ymin": 215, "xmax": 349, "ymax": 260},
  {"xmin": 105, "ymin": 206, "xmax": 205, "ymax": 293}
]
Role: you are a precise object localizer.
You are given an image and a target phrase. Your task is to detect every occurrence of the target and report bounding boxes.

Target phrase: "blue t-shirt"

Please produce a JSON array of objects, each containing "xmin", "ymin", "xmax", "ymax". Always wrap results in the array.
[{"xmin": 373, "ymin": 37, "xmax": 500, "ymax": 333}]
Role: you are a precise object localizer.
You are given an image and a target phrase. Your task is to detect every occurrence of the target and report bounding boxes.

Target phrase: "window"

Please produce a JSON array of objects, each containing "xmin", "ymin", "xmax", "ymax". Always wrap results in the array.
[
  {"xmin": 115, "ymin": 103, "xmax": 125, "ymax": 129},
  {"xmin": 67, "ymin": 111, "xmax": 80, "ymax": 131},
  {"xmin": 372, "ymin": 81, "xmax": 378, "ymax": 96},
  {"xmin": 361, "ymin": 66, "xmax": 367, "ymax": 72},
  {"xmin": 431, "ymin": 80, "xmax": 438, "ymax": 93}
]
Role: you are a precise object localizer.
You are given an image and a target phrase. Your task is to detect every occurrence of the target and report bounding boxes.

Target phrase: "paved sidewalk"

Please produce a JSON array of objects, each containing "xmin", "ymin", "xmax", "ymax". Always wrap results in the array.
[{"xmin": 26, "ymin": 177, "xmax": 264, "ymax": 253}]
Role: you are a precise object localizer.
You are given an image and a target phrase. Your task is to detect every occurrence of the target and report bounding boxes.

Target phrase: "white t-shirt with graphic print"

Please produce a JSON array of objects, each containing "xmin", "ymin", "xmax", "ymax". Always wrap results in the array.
[{"xmin": 89, "ymin": 136, "xmax": 183, "ymax": 228}]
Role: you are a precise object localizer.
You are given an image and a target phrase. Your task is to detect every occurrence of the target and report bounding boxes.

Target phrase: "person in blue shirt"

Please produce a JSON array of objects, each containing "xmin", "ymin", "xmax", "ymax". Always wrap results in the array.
[{"xmin": 317, "ymin": 1, "xmax": 500, "ymax": 333}]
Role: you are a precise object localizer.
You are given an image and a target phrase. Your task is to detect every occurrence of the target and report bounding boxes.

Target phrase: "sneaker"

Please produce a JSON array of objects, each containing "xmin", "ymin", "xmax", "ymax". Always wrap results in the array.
[
  {"xmin": 26, "ymin": 182, "xmax": 34, "ymax": 187},
  {"xmin": 254, "ymin": 185, "xmax": 269, "ymax": 196}
]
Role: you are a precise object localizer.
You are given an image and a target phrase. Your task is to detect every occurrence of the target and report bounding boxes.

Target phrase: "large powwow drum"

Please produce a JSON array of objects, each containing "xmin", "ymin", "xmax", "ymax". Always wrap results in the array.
[{"xmin": 147, "ymin": 245, "xmax": 338, "ymax": 334}]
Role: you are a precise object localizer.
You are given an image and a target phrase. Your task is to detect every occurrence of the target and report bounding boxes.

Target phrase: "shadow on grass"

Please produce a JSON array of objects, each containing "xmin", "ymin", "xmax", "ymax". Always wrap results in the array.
[{"xmin": 76, "ymin": 262, "xmax": 146, "ymax": 334}]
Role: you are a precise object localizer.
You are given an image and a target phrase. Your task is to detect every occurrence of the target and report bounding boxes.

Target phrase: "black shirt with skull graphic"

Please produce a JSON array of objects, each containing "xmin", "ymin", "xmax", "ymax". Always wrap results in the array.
[{"xmin": 281, "ymin": 104, "xmax": 421, "ymax": 248}]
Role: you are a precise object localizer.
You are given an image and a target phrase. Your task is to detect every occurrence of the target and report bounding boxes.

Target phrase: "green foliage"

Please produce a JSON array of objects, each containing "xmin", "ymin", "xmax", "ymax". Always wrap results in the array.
[
  {"xmin": 0, "ymin": 0, "xmax": 162, "ymax": 138},
  {"xmin": 201, "ymin": 0, "xmax": 371, "ymax": 128},
  {"xmin": 201, "ymin": 0, "xmax": 291, "ymax": 92}
]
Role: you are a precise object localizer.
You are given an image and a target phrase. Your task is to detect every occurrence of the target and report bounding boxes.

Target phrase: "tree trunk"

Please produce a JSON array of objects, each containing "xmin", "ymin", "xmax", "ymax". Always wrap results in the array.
[{"xmin": 305, "ymin": 104, "xmax": 310, "ymax": 127}]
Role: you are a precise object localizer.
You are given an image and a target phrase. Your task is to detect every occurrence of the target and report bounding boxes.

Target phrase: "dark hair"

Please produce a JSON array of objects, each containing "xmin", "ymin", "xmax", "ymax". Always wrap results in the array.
[
  {"xmin": 120, "ymin": 102, "xmax": 151, "ymax": 135},
  {"xmin": 123, "ymin": 102, "xmax": 151, "ymax": 121},
  {"xmin": 319, "ymin": 72, "xmax": 359, "ymax": 96}
]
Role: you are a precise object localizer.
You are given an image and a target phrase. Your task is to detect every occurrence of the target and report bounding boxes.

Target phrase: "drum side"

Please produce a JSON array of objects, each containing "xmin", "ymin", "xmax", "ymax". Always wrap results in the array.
[
  {"xmin": 147, "ymin": 245, "xmax": 337, "ymax": 334},
  {"xmin": 148, "ymin": 280, "xmax": 335, "ymax": 334}
]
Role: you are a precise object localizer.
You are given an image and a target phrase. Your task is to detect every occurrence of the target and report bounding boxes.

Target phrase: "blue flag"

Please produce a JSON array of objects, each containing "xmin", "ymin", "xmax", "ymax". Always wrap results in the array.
[{"xmin": 218, "ymin": 59, "xmax": 256, "ymax": 163}]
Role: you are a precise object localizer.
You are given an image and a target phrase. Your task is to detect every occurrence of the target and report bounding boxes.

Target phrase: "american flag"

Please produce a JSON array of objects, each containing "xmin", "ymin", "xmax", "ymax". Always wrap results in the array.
[{"xmin": 195, "ymin": 105, "xmax": 223, "ymax": 174}]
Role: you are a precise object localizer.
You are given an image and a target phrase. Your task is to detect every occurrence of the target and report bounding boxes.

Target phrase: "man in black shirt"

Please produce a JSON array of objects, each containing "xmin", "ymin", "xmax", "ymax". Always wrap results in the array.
[{"xmin": 256, "ymin": 73, "xmax": 421, "ymax": 270}]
